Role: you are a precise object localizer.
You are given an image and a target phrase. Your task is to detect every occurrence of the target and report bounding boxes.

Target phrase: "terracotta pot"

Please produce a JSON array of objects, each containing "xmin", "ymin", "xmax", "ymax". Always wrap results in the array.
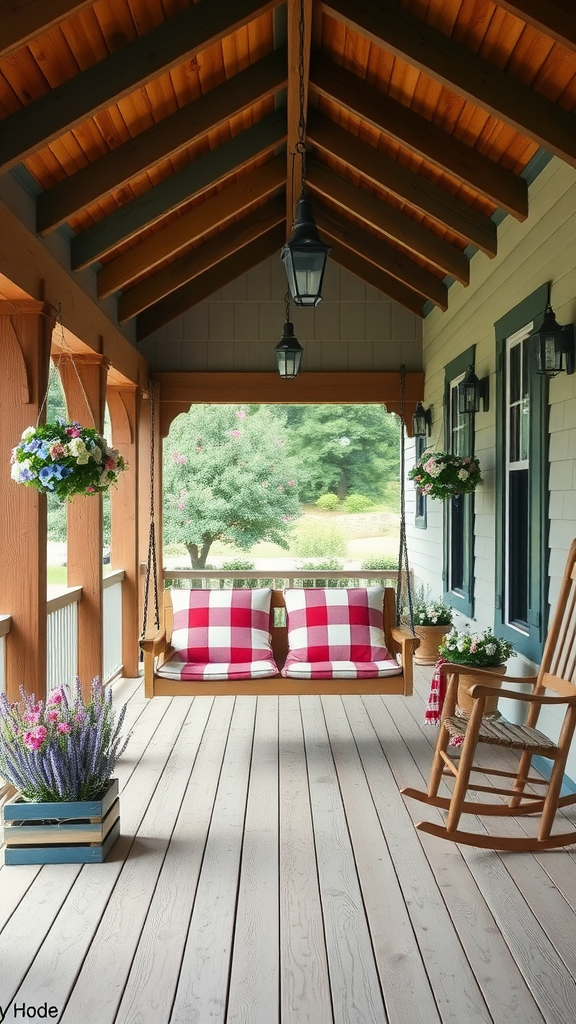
[
  {"xmin": 413, "ymin": 624, "xmax": 452, "ymax": 665},
  {"xmin": 455, "ymin": 665, "xmax": 505, "ymax": 717}
]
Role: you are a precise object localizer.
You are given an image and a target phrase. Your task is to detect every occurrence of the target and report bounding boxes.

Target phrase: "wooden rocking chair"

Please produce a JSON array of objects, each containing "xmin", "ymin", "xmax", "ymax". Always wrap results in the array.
[{"xmin": 403, "ymin": 538, "xmax": 576, "ymax": 851}]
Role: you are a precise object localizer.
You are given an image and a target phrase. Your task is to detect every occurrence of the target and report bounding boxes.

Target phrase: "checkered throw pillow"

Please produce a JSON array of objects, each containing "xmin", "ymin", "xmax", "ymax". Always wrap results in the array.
[
  {"xmin": 156, "ymin": 587, "xmax": 279, "ymax": 681},
  {"xmin": 281, "ymin": 587, "xmax": 401, "ymax": 679}
]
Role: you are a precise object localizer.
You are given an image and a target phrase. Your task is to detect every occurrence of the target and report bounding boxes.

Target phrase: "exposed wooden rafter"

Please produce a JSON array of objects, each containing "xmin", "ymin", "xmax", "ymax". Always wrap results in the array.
[
  {"xmin": 136, "ymin": 224, "xmax": 286, "ymax": 340},
  {"xmin": 286, "ymin": 0, "xmax": 313, "ymax": 231},
  {"xmin": 71, "ymin": 109, "xmax": 287, "ymax": 271},
  {"xmin": 306, "ymin": 112, "xmax": 498, "ymax": 257},
  {"xmin": 322, "ymin": 0, "xmax": 576, "ymax": 169},
  {"xmin": 0, "ymin": 0, "xmax": 281, "ymax": 173},
  {"xmin": 310, "ymin": 53, "xmax": 529, "ymax": 221},
  {"xmin": 0, "ymin": 0, "xmax": 95, "ymax": 58},
  {"xmin": 493, "ymin": 0, "xmax": 576, "ymax": 53},
  {"xmin": 98, "ymin": 155, "xmax": 286, "ymax": 298},
  {"xmin": 307, "ymin": 160, "xmax": 470, "ymax": 284},
  {"xmin": 38, "ymin": 48, "xmax": 287, "ymax": 237},
  {"xmin": 118, "ymin": 195, "xmax": 285, "ymax": 323},
  {"xmin": 315, "ymin": 203, "xmax": 448, "ymax": 310}
]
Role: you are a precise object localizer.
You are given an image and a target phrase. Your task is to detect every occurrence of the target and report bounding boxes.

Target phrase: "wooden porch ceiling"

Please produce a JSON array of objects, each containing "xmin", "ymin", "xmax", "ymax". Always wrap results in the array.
[{"xmin": 1, "ymin": 0, "xmax": 575, "ymax": 340}]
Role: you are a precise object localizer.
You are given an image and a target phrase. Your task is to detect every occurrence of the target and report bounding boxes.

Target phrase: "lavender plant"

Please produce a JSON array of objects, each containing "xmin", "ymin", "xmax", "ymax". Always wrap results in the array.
[{"xmin": 0, "ymin": 678, "xmax": 130, "ymax": 802}]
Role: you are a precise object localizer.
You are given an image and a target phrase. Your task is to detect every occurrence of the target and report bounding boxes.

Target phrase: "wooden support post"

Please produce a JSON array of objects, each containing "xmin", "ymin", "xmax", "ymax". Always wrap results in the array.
[
  {"xmin": 59, "ymin": 353, "xmax": 108, "ymax": 696},
  {"xmin": 0, "ymin": 301, "xmax": 53, "ymax": 702},
  {"xmin": 107, "ymin": 384, "xmax": 140, "ymax": 678}
]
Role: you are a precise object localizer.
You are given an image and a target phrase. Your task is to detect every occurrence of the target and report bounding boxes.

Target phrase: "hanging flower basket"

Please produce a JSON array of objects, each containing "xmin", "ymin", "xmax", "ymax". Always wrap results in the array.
[
  {"xmin": 409, "ymin": 450, "xmax": 482, "ymax": 500},
  {"xmin": 11, "ymin": 419, "xmax": 126, "ymax": 501}
]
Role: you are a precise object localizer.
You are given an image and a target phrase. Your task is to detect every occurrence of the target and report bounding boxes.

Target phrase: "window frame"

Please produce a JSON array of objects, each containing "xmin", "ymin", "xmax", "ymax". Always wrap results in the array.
[
  {"xmin": 442, "ymin": 347, "xmax": 475, "ymax": 618},
  {"xmin": 494, "ymin": 284, "xmax": 549, "ymax": 662}
]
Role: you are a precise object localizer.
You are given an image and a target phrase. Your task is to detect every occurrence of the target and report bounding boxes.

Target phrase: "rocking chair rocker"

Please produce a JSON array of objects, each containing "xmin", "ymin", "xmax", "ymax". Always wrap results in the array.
[{"xmin": 403, "ymin": 538, "xmax": 576, "ymax": 851}]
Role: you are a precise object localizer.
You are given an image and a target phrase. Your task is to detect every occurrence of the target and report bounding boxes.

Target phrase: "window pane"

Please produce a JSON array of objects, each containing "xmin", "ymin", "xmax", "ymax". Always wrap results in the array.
[
  {"xmin": 507, "ymin": 468, "xmax": 529, "ymax": 629},
  {"xmin": 509, "ymin": 404, "xmax": 520, "ymax": 463},
  {"xmin": 510, "ymin": 343, "xmax": 521, "ymax": 404}
]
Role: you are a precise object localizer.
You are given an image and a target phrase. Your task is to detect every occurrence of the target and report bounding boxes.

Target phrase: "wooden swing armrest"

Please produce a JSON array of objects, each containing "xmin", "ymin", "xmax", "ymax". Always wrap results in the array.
[
  {"xmin": 390, "ymin": 623, "xmax": 420, "ymax": 653},
  {"xmin": 140, "ymin": 630, "xmax": 168, "ymax": 657}
]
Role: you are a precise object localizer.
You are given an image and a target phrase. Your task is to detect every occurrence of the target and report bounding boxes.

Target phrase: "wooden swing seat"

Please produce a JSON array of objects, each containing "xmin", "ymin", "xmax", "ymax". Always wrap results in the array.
[
  {"xmin": 141, "ymin": 587, "xmax": 418, "ymax": 698},
  {"xmin": 403, "ymin": 538, "xmax": 576, "ymax": 851}
]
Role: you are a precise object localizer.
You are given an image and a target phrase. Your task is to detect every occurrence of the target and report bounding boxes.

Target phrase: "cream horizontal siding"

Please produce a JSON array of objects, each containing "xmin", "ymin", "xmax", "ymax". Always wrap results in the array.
[
  {"xmin": 406, "ymin": 156, "xmax": 576, "ymax": 780},
  {"xmin": 138, "ymin": 256, "xmax": 423, "ymax": 373}
]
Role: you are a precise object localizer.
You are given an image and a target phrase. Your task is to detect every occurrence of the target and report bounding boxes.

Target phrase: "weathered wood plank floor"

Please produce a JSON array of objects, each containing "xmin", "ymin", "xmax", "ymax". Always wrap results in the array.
[{"xmin": 2, "ymin": 666, "xmax": 576, "ymax": 1024}]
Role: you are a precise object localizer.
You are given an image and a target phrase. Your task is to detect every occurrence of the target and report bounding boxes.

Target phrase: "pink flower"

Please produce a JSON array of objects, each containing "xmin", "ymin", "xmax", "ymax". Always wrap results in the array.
[
  {"xmin": 48, "ymin": 443, "xmax": 66, "ymax": 459},
  {"xmin": 230, "ymin": 429, "xmax": 241, "ymax": 439},
  {"xmin": 47, "ymin": 710, "xmax": 59, "ymax": 722},
  {"xmin": 236, "ymin": 409, "xmax": 247, "ymax": 419},
  {"xmin": 287, "ymin": 480, "xmax": 295, "ymax": 487},
  {"xmin": 105, "ymin": 457, "xmax": 116, "ymax": 471},
  {"xmin": 86, "ymin": 486, "xmax": 96, "ymax": 493},
  {"xmin": 65, "ymin": 425, "xmax": 82, "ymax": 438},
  {"xmin": 177, "ymin": 502, "xmax": 185, "ymax": 509},
  {"xmin": 48, "ymin": 690, "xmax": 63, "ymax": 704},
  {"xmin": 23, "ymin": 711, "xmax": 41, "ymax": 725},
  {"xmin": 24, "ymin": 725, "xmax": 47, "ymax": 750},
  {"xmin": 57, "ymin": 722, "xmax": 71, "ymax": 734}
]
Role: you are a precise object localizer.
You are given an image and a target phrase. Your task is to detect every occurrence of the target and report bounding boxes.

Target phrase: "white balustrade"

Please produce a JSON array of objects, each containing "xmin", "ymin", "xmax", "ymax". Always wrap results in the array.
[
  {"xmin": 46, "ymin": 587, "xmax": 81, "ymax": 692},
  {"xmin": 103, "ymin": 570, "xmax": 125, "ymax": 684}
]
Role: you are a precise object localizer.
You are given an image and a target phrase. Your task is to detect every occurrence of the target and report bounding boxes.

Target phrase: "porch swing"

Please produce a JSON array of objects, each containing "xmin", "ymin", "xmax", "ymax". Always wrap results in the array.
[{"xmin": 140, "ymin": 376, "xmax": 419, "ymax": 698}]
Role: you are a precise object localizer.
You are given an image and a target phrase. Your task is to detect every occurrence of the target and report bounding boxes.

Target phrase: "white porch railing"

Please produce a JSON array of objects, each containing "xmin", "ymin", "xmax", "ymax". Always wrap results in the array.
[
  {"xmin": 162, "ymin": 569, "xmax": 407, "ymax": 589},
  {"xmin": 46, "ymin": 586, "xmax": 81, "ymax": 692},
  {"xmin": 0, "ymin": 614, "xmax": 10, "ymax": 695},
  {"xmin": 103, "ymin": 569, "xmax": 125, "ymax": 684}
]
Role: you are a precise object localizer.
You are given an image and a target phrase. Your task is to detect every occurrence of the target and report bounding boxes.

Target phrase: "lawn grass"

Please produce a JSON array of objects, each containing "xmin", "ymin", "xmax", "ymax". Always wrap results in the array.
[{"xmin": 47, "ymin": 565, "xmax": 68, "ymax": 586}]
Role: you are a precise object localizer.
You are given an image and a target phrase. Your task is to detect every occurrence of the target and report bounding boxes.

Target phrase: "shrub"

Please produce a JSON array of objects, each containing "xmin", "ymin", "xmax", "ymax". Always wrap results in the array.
[
  {"xmin": 381, "ymin": 480, "xmax": 401, "ymax": 512},
  {"xmin": 220, "ymin": 558, "xmax": 257, "ymax": 589},
  {"xmin": 361, "ymin": 555, "xmax": 399, "ymax": 571},
  {"xmin": 315, "ymin": 493, "xmax": 340, "ymax": 510},
  {"xmin": 296, "ymin": 558, "xmax": 346, "ymax": 588},
  {"xmin": 341, "ymin": 493, "xmax": 374, "ymax": 513},
  {"xmin": 290, "ymin": 520, "xmax": 347, "ymax": 559}
]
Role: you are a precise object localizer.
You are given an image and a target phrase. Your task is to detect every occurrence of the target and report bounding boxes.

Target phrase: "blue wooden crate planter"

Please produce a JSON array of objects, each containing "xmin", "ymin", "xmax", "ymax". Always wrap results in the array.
[{"xmin": 1, "ymin": 778, "xmax": 120, "ymax": 865}]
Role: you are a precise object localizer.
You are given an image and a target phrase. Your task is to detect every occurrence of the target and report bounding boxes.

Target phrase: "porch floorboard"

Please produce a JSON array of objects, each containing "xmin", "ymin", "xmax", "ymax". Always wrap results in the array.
[{"xmin": 1, "ymin": 666, "xmax": 576, "ymax": 1024}]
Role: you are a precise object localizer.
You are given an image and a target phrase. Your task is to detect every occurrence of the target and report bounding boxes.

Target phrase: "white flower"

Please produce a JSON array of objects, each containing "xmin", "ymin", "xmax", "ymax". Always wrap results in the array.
[
  {"xmin": 457, "ymin": 468, "xmax": 469, "ymax": 480},
  {"xmin": 485, "ymin": 642, "xmax": 497, "ymax": 656},
  {"xmin": 67, "ymin": 438, "xmax": 89, "ymax": 464},
  {"xmin": 457, "ymin": 637, "xmax": 468, "ymax": 652},
  {"xmin": 428, "ymin": 463, "xmax": 442, "ymax": 477},
  {"xmin": 89, "ymin": 443, "xmax": 103, "ymax": 463},
  {"xmin": 20, "ymin": 426, "xmax": 35, "ymax": 440}
]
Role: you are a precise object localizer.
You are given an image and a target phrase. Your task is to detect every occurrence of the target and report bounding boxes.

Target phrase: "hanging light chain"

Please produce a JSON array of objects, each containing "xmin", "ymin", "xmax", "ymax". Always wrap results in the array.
[
  {"xmin": 285, "ymin": 291, "xmax": 291, "ymax": 323},
  {"xmin": 297, "ymin": 0, "xmax": 307, "ymax": 193}
]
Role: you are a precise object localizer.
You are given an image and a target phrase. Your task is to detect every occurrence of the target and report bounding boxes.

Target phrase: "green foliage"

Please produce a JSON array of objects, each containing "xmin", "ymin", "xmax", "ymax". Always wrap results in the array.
[
  {"xmin": 220, "ymin": 557, "xmax": 257, "ymax": 589},
  {"xmin": 341, "ymin": 493, "xmax": 374, "ymax": 513},
  {"xmin": 380, "ymin": 480, "xmax": 401, "ymax": 512},
  {"xmin": 163, "ymin": 405, "xmax": 301, "ymax": 568},
  {"xmin": 315, "ymin": 493, "xmax": 340, "ymax": 510},
  {"xmin": 278, "ymin": 405, "xmax": 400, "ymax": 503},
  {"xmin": 289, "ymin": 519, "xmax": 347, "ymax": 559},
  {"xmin": 295, "ymin": 558, "xmax": 345, "ymax": 588},
  {"xmin": 412, "ymin": 586, "xmax": 453, "ymax": 626},
  {"xmin": 360, "ymin": 555, "xmax": 399, "ymax": 570}
]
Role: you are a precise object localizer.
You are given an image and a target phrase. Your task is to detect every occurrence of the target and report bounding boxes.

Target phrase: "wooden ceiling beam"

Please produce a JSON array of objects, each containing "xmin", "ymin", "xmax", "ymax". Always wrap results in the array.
[
  {"xmin": 118, "ymin": 195, "xmax": 285, "ymax": 323},
  {"xmin": 71, "ymin": 109, "xmax": 286, "ymax": 271},
  {"xmin": 307, "ymin": 112, "xmax": 497, "ymax": 257},
  {"xmin": 286, "ymin": 0, "xmax": 313, "ymax": 230},
  {"xmin": 0, "ymin": 0, "xmax": 95, "ymax": 58},
  {"xmin": 307, "ymin": 160, "xmax": 470, "ymax": 284},
  {"xmin": 136, "ymin": 224, "xmax": 286, "ymax": 340},
  {"xmin": 310, "ymin": 53, "xmax": 528, "ymax": 220},
  {"xmin": 315, "ymin": 203, "xmax": 448, "ymax": 310},
  {"xmin": 321, "ymin": 0, "xmax": 576, "ymax": 169},
  {"xmin": 327, "ymin": 241, "xmax": 425, "ymax": 318},
  {"xmin": 0, "ymin": 0, "xmax": 281, "ymax": 173},
  {"xmin": 493, "ymin": 0, "xmax": 576, "ymax": 54},
  {"xmin": 98, "ymin": 155, "xmax": 286, "ymax": 298},
  {"xmin": 37, "ymin": 48, "xmax": 287, "ymax": 236}
]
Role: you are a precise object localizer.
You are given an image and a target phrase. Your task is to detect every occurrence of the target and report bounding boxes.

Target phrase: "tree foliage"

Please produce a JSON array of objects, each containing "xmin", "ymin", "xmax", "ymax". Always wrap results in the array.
[
  {"xmin": 163, "ymin": 406, "xmax": 301, "ymax": 568},
  {"xmin": 278, "ymin": 405, "xmax": 400, "ymax": 503}
]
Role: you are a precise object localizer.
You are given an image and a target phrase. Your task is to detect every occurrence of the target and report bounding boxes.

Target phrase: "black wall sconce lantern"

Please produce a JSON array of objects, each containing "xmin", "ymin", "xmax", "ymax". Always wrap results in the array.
[
  {"xmin": 275, "ymin": 295, "xmax": 303, "ymax": 379},
  {"xmin": 412, "ymin": 402, "xmax": 432, "ymax": 437},
  {"xmin": 281, "ymin": 0, "xmax": 330, "ymax": 307},
  {"xmin": 458, "ymin": 365, "xmax": 490, "ymax": 415},
  {"xmin": 531, "ymin": 303, "xmax": 575, "ymax": 377}
]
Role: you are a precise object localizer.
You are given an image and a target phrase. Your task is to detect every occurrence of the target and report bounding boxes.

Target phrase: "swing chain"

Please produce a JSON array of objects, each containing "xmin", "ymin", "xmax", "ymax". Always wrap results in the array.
[
  {"xmin": 140, "ymin": 380, "xmax": 160, "ymax": 642},
  {"xmin": 396, "ymin": 365, "xmax": 416, "ymax": 633}
]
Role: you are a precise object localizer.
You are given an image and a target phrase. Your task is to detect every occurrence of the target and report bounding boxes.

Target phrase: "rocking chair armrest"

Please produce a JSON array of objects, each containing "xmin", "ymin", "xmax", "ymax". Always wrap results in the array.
[
  {"xmin": 469, "ymin": 684, "xmax": 576, "ymax": 706},
  {"xmin": 438, "ymin": 663, "xmax": 538, "ymax": 685}
]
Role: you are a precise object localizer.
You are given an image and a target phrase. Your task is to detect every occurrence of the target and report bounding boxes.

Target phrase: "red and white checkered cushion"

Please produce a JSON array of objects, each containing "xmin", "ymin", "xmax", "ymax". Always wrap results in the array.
[
  {"xmin": 155, "ymin": 587, "xmax": 279, "ymax": 681},
  {"xmin": 281, "ymin": 587, "xmax": 401, "ymax": 679}
]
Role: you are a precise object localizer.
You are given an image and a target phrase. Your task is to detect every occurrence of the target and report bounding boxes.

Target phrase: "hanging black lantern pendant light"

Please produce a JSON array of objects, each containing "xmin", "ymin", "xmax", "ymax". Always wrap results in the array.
[
  {"xmin": 275, "ymin": 295, "xmax": 304, "ymax": 379},
  {"xmin": 282, "ymin": 193, "xmax": 330, "ymax": 308}
]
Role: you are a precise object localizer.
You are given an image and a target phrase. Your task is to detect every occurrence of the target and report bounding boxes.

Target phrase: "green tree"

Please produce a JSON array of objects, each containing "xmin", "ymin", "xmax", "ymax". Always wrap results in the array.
[
  {"xmin": 163, "ymin": 405, "xmax": 301, "ymax": 568},
  {"xmin": 279, "ymin": 405, "xmax": 400, "ymax": 503}
]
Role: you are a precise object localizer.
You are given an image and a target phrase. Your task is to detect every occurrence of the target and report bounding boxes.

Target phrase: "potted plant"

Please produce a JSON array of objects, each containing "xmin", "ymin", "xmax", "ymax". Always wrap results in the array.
[
  {"xmin": 409, "ymin": 451, "xmax": 482, "ymax": 500},
  {"xmin": 438, "ymin": 626, "xmax": 515, "ymax": 717},
  {"xmin": 0, "ymin": 678, "xmax": 130, "ymax": 864},
  {"xmin": 410, "ymin": 587, "xmax": 454, "ymax": 665},
  {"xmin": 10, "ymin": 419, "xmax": 126, "ymax": 501}
]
